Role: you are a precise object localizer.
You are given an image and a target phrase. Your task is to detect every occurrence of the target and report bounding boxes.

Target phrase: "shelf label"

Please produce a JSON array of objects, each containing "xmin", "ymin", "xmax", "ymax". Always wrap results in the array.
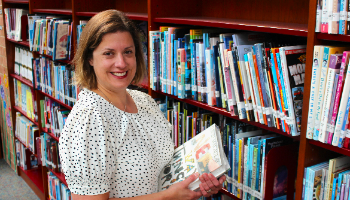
[
  {"xmin": 215, "ymin": 91, "xmax": 220, "ymax": 97},
  {"xmin": 327, "ymin": 124, "xmax": 335, "ymax": 133},
  {"xmin": 192, "ymin": 85, "xmax": 197, "ymax": 92},
  {"xmin": 347, "ymin": 130, "xmax": 350, "ymax": 138},
  {"xmin": 185, "ymin": 84, "xmax": 191, "ymax": 90},
  {"xmin": 221, "ymin": 94, "xmax": 227, "ymax": 101},
  {"xmin": 340, "ymin": 11, "xmax": 347, "ymax": 21}
]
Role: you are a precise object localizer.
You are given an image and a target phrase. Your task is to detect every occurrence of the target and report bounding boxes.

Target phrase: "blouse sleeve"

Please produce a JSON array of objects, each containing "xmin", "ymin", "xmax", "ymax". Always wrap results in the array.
[{"xmin": 59, "ymin": 106, "xmax": 116, "ymax": 195}]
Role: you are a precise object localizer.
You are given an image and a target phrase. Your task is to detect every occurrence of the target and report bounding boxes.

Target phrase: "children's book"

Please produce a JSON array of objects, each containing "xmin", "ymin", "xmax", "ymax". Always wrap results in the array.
[{"xmin": 158, "ymin": 124, "xmax": 230, "ymax": 191}]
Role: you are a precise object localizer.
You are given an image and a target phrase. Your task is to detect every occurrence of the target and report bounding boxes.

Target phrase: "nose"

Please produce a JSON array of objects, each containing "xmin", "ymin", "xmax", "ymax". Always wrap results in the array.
[{"xmin": 114, "ymin": 53, "xmax": 127, "ymax": 68}]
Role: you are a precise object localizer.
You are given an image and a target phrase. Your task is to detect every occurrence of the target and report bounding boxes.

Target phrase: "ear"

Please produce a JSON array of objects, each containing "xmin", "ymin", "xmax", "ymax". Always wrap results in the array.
[{"xmin": 89, "ymin": 58, "xmax": 94, "ymax": 67}]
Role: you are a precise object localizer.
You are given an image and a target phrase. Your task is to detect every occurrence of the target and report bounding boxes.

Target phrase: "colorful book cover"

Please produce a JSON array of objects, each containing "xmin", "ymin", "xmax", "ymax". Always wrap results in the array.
[
  {"xmin": 339, "ymin": 0, "xmax": 348, "ymax": 34},
  {"xmin": 279, "ymin": 46, "xmax": 306, "ymax": 136},
  {"xmin": 53, "ymin": 21, "xmax": 69, "ymax": 60},
  {"xmin": 244, "ymin": 53, "xmax": 259, "ymax": 122},
  {"xmin": 316, "ymin": 0, "xmax": 323, "ymax": 32}
]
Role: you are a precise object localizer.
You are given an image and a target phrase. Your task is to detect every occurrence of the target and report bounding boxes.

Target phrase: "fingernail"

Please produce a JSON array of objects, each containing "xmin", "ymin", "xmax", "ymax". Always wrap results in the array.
[{"xmin": 194, "ymin": 172, "xmax": 199, "ymax": 178}]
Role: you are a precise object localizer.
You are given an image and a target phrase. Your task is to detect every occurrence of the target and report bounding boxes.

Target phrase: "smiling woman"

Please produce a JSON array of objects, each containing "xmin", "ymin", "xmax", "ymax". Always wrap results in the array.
[{"xmin": 58, "ymin": 9, "xmax": 225, "ymax": 200}]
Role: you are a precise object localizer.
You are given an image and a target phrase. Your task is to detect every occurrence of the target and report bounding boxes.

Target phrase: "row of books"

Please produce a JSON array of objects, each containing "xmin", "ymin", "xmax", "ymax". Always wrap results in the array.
[
  {"xmin": 315, "ymin": 0, "xmax": 350, "ymax": 34},
  {"xmin": 28, "ymin": 14, "xmax": 73, "ymax": 60},
  {"xmin": 48, "ymin": 172, "xmax": 71, "ymax": 200},
  {"xmin": 15, "ymin": 112, "xmax": 39, "ymax": 155},
  {"xmin": 302, "ymin": 156, "xmax": 350, "ymax": 200},
  {"xmin": 306, "ymin": 46, "xmax": 350, "ymax": 148},
  {"xmin": 14, "ymin": 79, "xmax": 37, "ymax": 121},
  {"xmin": 15, "ymin": 140, "xmax": 39, "ymax": 171},
  {"xmin": 33, "ymin": 57, "xmax": 78, "ymax": 107},
  {"xmin": 156, "ymin": 97, "xmax": 292, "ymax": 200},
  {"xmin": 150, "ymin": 29, "xmax": 306, "ymax": 136},
  {"xmin": 4, "ymin": 8, "xmax": 28, "ymax": 41},
  {"xmin": 41, "ymin": 97, "xmax": 70, "ymax": 138},
  {"xmin": 40, "ymin": 132, "xmax": 61, "ymax": 174},
  {"xmin": 15, "ymin": 46, "xmax": 34, "ymax": 84}
]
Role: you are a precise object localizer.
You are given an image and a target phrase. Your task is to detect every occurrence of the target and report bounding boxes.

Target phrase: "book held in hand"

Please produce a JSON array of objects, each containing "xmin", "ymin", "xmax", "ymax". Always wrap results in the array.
[{"xmin": 158, "ymin": 124, "xmax": 230, "ymax": 191}]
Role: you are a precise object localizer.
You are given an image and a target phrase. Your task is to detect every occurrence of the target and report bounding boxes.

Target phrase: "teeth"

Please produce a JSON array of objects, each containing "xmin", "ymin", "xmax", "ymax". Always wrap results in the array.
[{"xmin": 111, "ymin": 72, "xmax": 127, "ymax": 76}]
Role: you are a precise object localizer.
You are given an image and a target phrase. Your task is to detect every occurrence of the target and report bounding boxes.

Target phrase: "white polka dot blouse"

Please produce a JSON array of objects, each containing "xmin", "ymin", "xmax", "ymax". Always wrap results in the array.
[{"xmin": 59, "ymin": 88, "xmax": 174, "ymax": 198}]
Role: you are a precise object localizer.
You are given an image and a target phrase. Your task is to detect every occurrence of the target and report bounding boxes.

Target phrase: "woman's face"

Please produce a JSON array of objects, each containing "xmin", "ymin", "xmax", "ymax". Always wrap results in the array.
[{"xmin": 89, "ymin": 31, "xmax": 137, "ymax": 92}]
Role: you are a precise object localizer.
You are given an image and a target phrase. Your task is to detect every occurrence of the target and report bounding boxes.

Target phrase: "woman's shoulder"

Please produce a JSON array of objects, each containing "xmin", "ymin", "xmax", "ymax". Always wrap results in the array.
[
  {"xmin": 72, "ymin": 88, "xmax": 106, "ymax": 113},
  {"xmin": 127, "ymin": 89, "xmax": 155, "ymax": 105}
]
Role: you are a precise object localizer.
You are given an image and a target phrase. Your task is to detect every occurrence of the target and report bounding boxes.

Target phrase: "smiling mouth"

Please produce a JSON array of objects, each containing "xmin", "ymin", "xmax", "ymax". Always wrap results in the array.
[{"xmin": 111, "ymin": 71, "xmax": 127, "ymax": 77}]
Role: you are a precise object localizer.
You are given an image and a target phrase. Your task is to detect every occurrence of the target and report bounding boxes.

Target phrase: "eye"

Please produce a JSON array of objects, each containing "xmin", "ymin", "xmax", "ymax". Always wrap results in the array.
[
  {"xmin": 103, "ymin": 51, "xmax": 113, "ymax": 56},
  {"xmin": 124, "ymin": 50, "xmax": 133, "ymax": 55}
]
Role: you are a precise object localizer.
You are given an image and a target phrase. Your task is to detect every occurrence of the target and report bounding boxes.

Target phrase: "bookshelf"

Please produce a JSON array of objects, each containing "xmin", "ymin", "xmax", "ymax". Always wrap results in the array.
[{"xmin": 1, "ymin": 0, "xmax": 350, "ymax": 199}]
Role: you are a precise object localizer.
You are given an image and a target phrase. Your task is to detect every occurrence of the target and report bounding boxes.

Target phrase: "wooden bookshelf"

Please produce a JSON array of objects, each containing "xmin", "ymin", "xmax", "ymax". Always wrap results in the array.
[
  {"xmin": 36, "ymin": 54, "xmax": 72, "ymax": 65},
  {"xmin": 153, "ymin": 17, "xmax": 308, "ymax": 37},
  {"xmin": 18, "ymin": 166, "xmax": 45, "ymax": 199},
  {"xmin": 13, "ymin": 105, "xmax": 38, "ymax": 126},
  {"xmin": 219, "ymin": 189, "xmax": 240, "ymax": 200},
  {"xmin": 37, "ymin": 90, "xmax": 73, "ymax": 110},
  {"xmin": 47, "ymin": 168, "xmax": 68, "ymax": 186},
  {"xmin": 3, "ymin": 0, "xmax": 350, "ymax": 199},
  {"xmin": 153, "ymin": 90, "xmax": 299, "ymax": 140},
  {"xmin": 3, "ymin": 0, "xmax": 29, "ymax": 4},
  {"xmin": 7, "ymin": 38, "xmax": 30, "ymax": 47},
  {"xmin": 45, "ymin": 130, "xmax": 60, "ymax": 142},
  {"xmin": 14, "ymin": 135, "xmax": 38, "ymax": 157},
  {"xmin": 10, "ymin": 73, "xmax": 33, "ymax": 88},
  {"xmin": 32, "ymin": 8, "xmax": 72, "ymax": 15}
]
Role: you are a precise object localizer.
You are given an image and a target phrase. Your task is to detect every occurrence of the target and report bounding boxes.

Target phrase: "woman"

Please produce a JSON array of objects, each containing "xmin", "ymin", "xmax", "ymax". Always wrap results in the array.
[{"xmin": 59, "ymin": 9, "xmax": 225, "ymax": 200}]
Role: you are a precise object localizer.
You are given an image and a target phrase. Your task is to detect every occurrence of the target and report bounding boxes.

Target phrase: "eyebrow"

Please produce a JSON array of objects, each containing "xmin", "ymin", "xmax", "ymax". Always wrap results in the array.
[{"xmin": 103, "ymin": 46, "xmax": 134, "ymax": 51}]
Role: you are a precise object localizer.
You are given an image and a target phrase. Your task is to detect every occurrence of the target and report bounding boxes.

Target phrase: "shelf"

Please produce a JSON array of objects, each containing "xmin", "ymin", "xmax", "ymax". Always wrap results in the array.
[
  {"xmin": 317, "ymin": 33, "xmax": 350, "ymax": 42},
  {"xmin": 76, "ymin": 11, "xmax": 148, "ymax": 21},
  {"xmin": 308, "ymin": 139, "xmax": 350, "ymax": 157},
  {"xmin": 32, "ymin": 9, "xmax": 72, "ymax": 15},
  {"xmin": 7, "ymin": 38, "xmax": 30, "ymax": 47},
  {"xmin": 37, "ymin": 54, "xmax": 71, "ymax": 64},
  {"xmin": 153, "ymin": 17, "xmax": 308, "ymax": 37},
  {"xmin": 37, "ymin": 90, "xmax": 73, "ymax": 110},
  {"xmin": 45, "ymin": 131, "xmax": 60, "ymax": 142},
  {"xmin": 14, "ymin": 135, "xmax": 37, "ymax": 157},
  {"xmin": 219, "ymin": 188, "xmax": 240, "ymax": 200},
  {"xmin": 3, "ymin": 0, "xmax": 29, "ymax": 3},
  {"xmin": 10, "ymin": 73, "xmax": 34, "ymax": 88},
  {"xmin": 19, "ymin": 166, "xmax": 44, "ymax": 194},
  {"xmin": 13, "ymin": 106, "xmax": 39, "ymax": 126},
  {"xmin": 152, "ymin": 90, "xmax": 299, "ymax": 139},
  {"xmin": 47, "ymin": 168, "xmax": 67, "ymax": 186}
]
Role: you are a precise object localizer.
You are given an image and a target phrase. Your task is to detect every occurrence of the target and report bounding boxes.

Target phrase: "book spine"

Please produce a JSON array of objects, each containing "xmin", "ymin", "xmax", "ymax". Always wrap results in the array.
[
  {"xmin": 228, "ymin": 51, "xmax": 245, "ymax": 119},
  {"xmin": 340, "ymin": 0, "xmax": 348, "ymax": 34},
  {"xmin": 328, "ymin": 0, "xmax": 335, "ymax": 33},
  {"xmin": 244, "ymin": 54, "xmax": 258, "ymax": 122},
  {"xmin": 223, "ymin": 49, "xmax": 235, "ymax": 115},
  {"xmin": 253, "ymin": 53, "xmax": 268, "ymax": 125},
  {"xmin": 149, "ymin": 31, "xmax": 157, "ymax": 90},
  {"xmin": 348, "ymin": 0, "xmax": 350, "ymax": 34},
  {"xmin": 168, "ymin": 32, "xmax": 172, "ymax": 94},
  {"xmin": 307, "ymin": 46, "xmax": 323, "ymax": 139},
  {"xmin": 276, "ymin": 52, "xmax": 289, "ymax": 132},
  {"xmin": 177, "ymin": 48, "xmax": 186, "ymax": 99},
  {"xmin": 326, "ymin": 74, "xmax": 340, "ymax": 144},
  {"xmin": 315, "ymin": 47, "xmax": 330, "ymax": 140},
  {"xmin": 331, "ymin": 0, "xmax": 340, "ymax": 34},
  {"xmin": 217, "ymin": 51, "xmax": 227, "ymax": 109},
  {"xmin": 316, "ymin": 0, "xmax": 323, "ymax": 32},
  {"xmin": 173, "ymin": 39, "xmax": 178, "ymax": 96},
  {"xmin": 213, "ymin": 46, "xmax": 222, "ymax": 108},
  {"xmin": 191, "ymin": 39, "xmax": 197, "ymax": 101},
  {"xmin": 328, "ymin": 52, "xmax": 350, "ymax": 144},
  {"xmin": 200, "ymin": 44, "xmax": 207, "ymax": 103},
  {"xmin": 185, "ymin": 36, "xmax": 192, "ymax": 99},
  {"xmin": 196, "ymin": 43, "xmax": 201, "ymax": 102},
  {"xmin": 319, "ymin": 55, "xmax": 342, "ymax": 143},
  {"xmin": 333, "ymin": 61, "xmax": 350, "ymax": 146},
  {"xmin": 247, "ymin": 52, "xmax": 264, "ymax": 124},
  {"xmin": 205, "ymin": 49, "xmax": 214, "ymax": 105}
]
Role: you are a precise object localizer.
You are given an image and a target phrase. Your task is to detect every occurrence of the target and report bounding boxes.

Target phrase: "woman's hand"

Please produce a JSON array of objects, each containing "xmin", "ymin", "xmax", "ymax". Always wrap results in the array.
[
  {"xmin": 198, "ymin": 173, "xmax": 226, "ymax": 197},
  {"xmin": 165, "ymin": 172, "xmax": 203, "ymax": 200}
]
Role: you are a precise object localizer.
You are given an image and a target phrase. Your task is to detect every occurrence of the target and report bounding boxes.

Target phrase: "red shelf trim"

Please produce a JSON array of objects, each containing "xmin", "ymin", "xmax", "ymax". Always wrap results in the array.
[
  {"xmin": 37, "ymin": 90, "xmax": 73, "ymax": 110},
  {"xmin": 154, "ymin": 17, "xmax": 308, "ymax": 37},
  {"xmin": 32, "ymin": 9, "xmax": 72, "ymax": 15},
  {"xmin": 308, "ymin": 139, "xmax": 350, "ymax": 157},
  {"xmin": 45, "ymin": 131, "xmax": 60, "ymax": 142},
  {"xmin": 13, "ymin": 105, "xmax": 39, "ymax": 126},
  {"xmin": 219, "ymin": 188, "xmax": 241, "ymax": 200},
  {"xmin": 7, "ymin": 38, "xmax": 30, "ymax": 47},
  {"xmin": 19, "ymin": 166, "xmax": 45, "ymax": 193},
  {"xmin": 75, "ymin": 12, "xmax": 148, "ymax": 21},
  {"xmin": 38, "ymin": 54, "xmax": 71, "ymax": 64},
  {"xmin": 48, "ymin": 168, "xmax": 68, "ymax": 186},
  {"xmin": 14, "ymin": 135, "xmax": 38, "ymax": 156},
  {"xmin": 10, "ymin": 73, "xmax": 34, "ymax": 88},
  {"xmin": 152, "ymin": 90, "xmax": 299, "ymax": 139},
  {"xmin": 317, "ymin": 33, "xmax": 350, "ymax": 42},
  {"xmin": 3, "ymin": 0, "xmax": 29, "ymax": 3}
]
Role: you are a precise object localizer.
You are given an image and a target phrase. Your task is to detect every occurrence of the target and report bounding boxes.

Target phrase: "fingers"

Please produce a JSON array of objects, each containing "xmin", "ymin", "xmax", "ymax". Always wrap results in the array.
[
  {"xmin": 199, "ymin": 183, "xmax": 211, "ymax": 197},
  {"xmin": 183, "ymin": 172, "xmax": 200, "ymax": 186}
]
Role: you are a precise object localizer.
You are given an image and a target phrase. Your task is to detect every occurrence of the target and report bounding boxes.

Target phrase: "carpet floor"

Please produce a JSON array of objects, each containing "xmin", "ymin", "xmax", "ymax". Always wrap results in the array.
[{"xmin": 0, "ymin": 159, "xmax": 39, "ymax": 200}]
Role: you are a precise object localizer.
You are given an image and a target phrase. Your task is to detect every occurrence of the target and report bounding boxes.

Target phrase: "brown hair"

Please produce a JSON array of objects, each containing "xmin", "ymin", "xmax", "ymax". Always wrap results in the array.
[{"xmin": 73, "ymin": 9, "xmax": 146, "ymax": 90}]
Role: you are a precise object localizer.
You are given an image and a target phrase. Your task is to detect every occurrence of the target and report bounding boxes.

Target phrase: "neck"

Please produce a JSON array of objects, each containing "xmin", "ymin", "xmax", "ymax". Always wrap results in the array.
[{"xmin": 93, "ymin": 84, "xmax": 128, "ymax": 110}]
